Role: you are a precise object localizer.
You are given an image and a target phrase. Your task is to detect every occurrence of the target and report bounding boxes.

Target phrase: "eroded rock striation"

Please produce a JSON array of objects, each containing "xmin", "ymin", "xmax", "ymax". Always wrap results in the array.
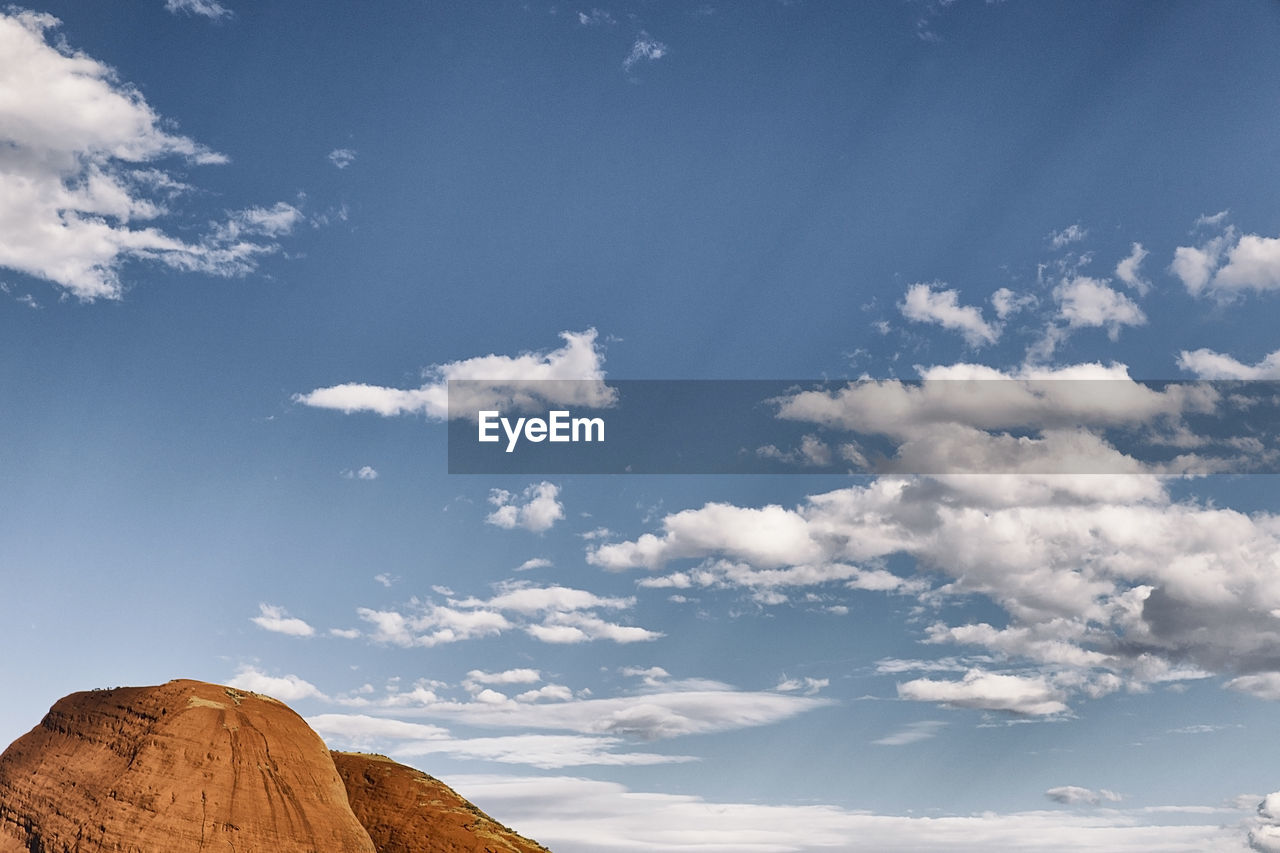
[{"xmin": 0, "ymin": 679, "xmax": 548, "ymax": 853}]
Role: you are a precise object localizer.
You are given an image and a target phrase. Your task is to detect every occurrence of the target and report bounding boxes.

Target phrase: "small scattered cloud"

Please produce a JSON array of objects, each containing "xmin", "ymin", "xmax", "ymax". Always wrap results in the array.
[
  {"xmin": 1053, "ymin": 276, "xmax": 1146, "ymax": 340},
  {"xmin": 516, "ymin": 557, "xmax": 553, "ymax": 572},
  {"xmin": 1050, "ymin": 223, "xmax": 1087, "ymax": 249},
  {"xmin": 374, "ymin": 573, "xmax": 397, "ymax": 588},
  {"xmin": 486, "ymin": 482, "xmax": 565, "ymax": 533},
  {"xmin": 1045, "ymin": 786, "xmax": 1123, "ymax": 806},
  {"xmin": 164, "ymin": 0, "xmax": 232, "ymax": 20},
  {"xmin": 899, "ymin": 282, "xmax": 1000, "ymax": 347},
  {"xmin": 1114, "ymin": 242, "xmax": 1151, "ymax": 295},
  {"xmin": 577, "ymin": 8, "xmax": 615, "ymax": 26},
  {"xmin": 623, "ymin": 33, "xmax": 667, "ymax": 72},
  {"xmin": 990, "ymin": 287, "xmax": 1036, "ymax": 320},
  {"xmin": 251, "ymin": 603, "xmax": 315, "ymax": 637},
  {"xmin": 342, "ymin": 465, "xmax": 378, "ymax": 480},
  {"xmin": 873, "ymin": 720, "xmax": 946, "ymax": 746},
  {"xmin": 227, "ymin": 665, "xmax": 324, "ymax": 702},
  {"xmin": 327, "ymin": 148, "xmax": 357, "ymax": 169},
  {"xmin": 775, "ymin": 676, "xmax": 829, "ymax": 696}
]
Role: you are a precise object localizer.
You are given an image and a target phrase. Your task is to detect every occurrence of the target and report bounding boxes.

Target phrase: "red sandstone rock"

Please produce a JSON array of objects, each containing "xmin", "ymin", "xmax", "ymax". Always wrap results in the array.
[
  {"xmin": 333, "ymin": 751, "xmax": 551, "ymax": 853},
  {"xmin": 0, "ymin": 679, "xmax": 548, "ymax": 853}
]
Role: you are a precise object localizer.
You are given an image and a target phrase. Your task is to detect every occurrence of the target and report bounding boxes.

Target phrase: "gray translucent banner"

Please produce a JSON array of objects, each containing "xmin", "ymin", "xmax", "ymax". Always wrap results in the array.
[{"xmin": 446, "ymin": 379, "xmax": 1280, "ymax": 475}]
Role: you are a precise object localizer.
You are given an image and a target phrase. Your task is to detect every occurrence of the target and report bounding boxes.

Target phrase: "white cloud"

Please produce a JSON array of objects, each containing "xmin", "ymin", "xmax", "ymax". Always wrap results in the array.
[
  {"xmin": 1054, "ymin": 276, "xmax": 1146, "ymax": 339},
  {"xmin": 464, "ymin": 668, "xmax": 543, "ymax": 690},
  {"xmin": 900, "ymin": 282, "xmax": 1001, "ymax": 347},
  {"xmin": 897, "ymin": 669, "xmax": 1069, "ymax": 716},
  {"xmin": 294, "ymin": 328, "xmax": 615, "ymax": 419},
  {"xmin": 444, "ymin": 774, "xmax": 1245, "ymax": 852},
  {"xmin": 1251, "ymin": 793, "xmax": 1280, "ymax": 853},
  {"xmin": 355, "ymin": 582, "xmax": 659, "ymax": 648},
  {"xmin": 1114, "ymin": 242, "xmax": 1151, "ymax": 295},
  {"xmin": 1046, "ymin": 786, "xmax": 1123, "ymax": 806},
  {"xmin": 872, "ymin": 720, "xmax": 946, "ymax": 746},
  {"xmin": 592, "ymin": 465, "xmax": 1280, "ymax": 714},
  {"xmin": 341, "ymin": 465, "xmax": 378, "ymax": 480},
  {"xmin": 486, "ymin": 482, "xmax": 565, "ymax": 533},
  {"xmin": 329, "ymin": 627, "xmax": 361, "ymax": 639},
  {"xmin": 516, "ymin": 557, "xmax": 553, "ymax": 572},
  {"xmin": 0, "ymin": 11, "xmax": 298, "ymax": 300},
  {"xmin": 309, "ymin": 713, "xmax": 693, "ymax": 769},
  {"xmin": 250, "ymin": 603, "xmax": 315, "ymax": 637},
  {"xmin": 226, "ymin": 665, "xmax": 324, "ymax": 702},
  {"xmin": 775, "ymin": 676, "xmax": 829, "ymax": 696},
  {"xmin": 577, "ymin": 9, "xmax": 615, "ymax": 26},
  {"xmin": 1171, "ymin": 220, "xmax": 1280, "ymax": 298},
  {"xmin": 1051, "ymin": 223, "xmax": 1087, "ymax": 249},
  {"xmin": 623, "ymin": 33, "xmax": 668, "ymax": 71},
  {"xmin": 1176, "ymin": 347, "xmax": 1280, "ymax": 380},
  {"xmin": 327, "ymin": 147, "xmax": 356, "ymax": 169},
  {"xmin": 991, "ymin": 287, "xmax": 1037, "ymax": 320},
  {"xmin": 164, "ymin": 0, "xmax": 232, "ymax": 19}
]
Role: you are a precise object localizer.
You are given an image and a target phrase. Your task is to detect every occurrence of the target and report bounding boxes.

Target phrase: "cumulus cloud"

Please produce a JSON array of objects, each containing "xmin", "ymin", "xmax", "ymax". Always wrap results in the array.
[
  {"xmin": 516, "ymin": 557, "xmax": 553, "ymax": 572},
  {"xmin": 590, "ymin": 468, "xmax": 1280, "ymax": 714},
  {"xmin": 445, "ymin": 774, "xmax": 1244, "ymax": 852},
  {"xmin": 1177, "ymin": 347, "xmax": 1280, "ymax": 380},
  {"xmin": 250, "ymin": 603, "xmax": 316, "ymax": 637},
  {"xmin": 991, "ymin": 287, "xmax": 1037, "ymax": 320},
  {"xmin": 1045, "ymin": 786, "xmax": 1123, "ymax": 806},
  {"xmin": 897, "ymin": 669, "xmax": 1069, "ymax": 716},
  {"xmin": 294, "ymin": 328, "xmax": 615, "ymax": 419},
  {"xmin": 900, "ymin": 282, "xmax": 1001, "ymax": 347},
  {"xmin": 486, "ymin": 482, "xmax": 565, "ymax": 533},
  {"xmin": 623, "ymin": 33, "xmax": 667, "ymax": 71},
  {"xmin": 0, "ymin": 11, "xmax": 298, "ymax": 300},
  {"xmin": 1053, "ymin": 276, "xmax": 1146, "ymax": 339},
  {"xmin": 1251, "ymin": 792, "xmax": 1280, "ymax": 853},
  {"xmin": 1172, "ymin": 218, "xmax": 1280, "ymax": 299},
  {"xmin": 764, "ymin": 365, "xmax": 1223, "ymax": 476},
  {"xmin": 226, "ymin": 665, "xmax": 324, "ymax": 702},
  {"xmin": 164, "ymin": 0, "xmax": 232, "ymax": 18},
  {"xmin": 341, "ymin": 465, "xmax": 378, "ymax": 480},
  {"xmin": 1114, "ymin": 242, "xmax": 1151, "ymax": 295}
]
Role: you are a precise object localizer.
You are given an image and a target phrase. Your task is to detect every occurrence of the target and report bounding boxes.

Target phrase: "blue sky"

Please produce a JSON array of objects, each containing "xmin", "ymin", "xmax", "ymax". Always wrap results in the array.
[{"xmin": 6, "ymin": 1, "xmax": 1280, "ymax": 850}]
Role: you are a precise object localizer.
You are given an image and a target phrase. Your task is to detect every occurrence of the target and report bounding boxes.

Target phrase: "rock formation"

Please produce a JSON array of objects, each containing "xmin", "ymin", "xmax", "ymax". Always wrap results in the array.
[
  {"xmin": 334, "ymin": 752, "xmax": 550, "ymax": 853},
  {"xmin": 0, "ymin": 679, "xmax": 548, "ymax": 853}
]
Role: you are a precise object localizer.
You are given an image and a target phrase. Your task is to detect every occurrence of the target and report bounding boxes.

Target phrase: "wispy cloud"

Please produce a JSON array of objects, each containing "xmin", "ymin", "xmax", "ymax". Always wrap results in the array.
[
  {"xmin": 327, "ymin": 147, "xmax": 357, "ymax": 169},
  {"xmin": 164, "ymin": 0, "xmax": 232, "ymax": 20},
  {"xmin": 623, "ymin": 33, "xmax": 668, "ymax": 72},
  {"xmin": 900, "ymin": 282, "xmax": 1001, "ymax": 347},
  {"xmin": 0, "ymin": 11, "xmax": 297, "ymax": 300}
]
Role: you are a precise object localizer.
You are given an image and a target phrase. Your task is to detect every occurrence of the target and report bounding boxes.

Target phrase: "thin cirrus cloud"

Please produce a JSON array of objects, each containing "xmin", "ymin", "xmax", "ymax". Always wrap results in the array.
[
  {"xmin": 0, "ymin": 11, "xmax": 299, "ymax": 300},
  {"xmin": 293, "ymin": 328, "xmax": 616, "ymax": 420}
]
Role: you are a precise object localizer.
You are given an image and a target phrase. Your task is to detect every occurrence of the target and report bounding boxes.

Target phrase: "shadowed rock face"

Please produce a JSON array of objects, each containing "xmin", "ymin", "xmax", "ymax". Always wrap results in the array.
[
  {"xmin": 333, "ymin": 751, "xmax": 551, "ymax": 853},
  {"xmin": 0, "ymin": 680, "xmax": 549, "ymax": 853}
]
